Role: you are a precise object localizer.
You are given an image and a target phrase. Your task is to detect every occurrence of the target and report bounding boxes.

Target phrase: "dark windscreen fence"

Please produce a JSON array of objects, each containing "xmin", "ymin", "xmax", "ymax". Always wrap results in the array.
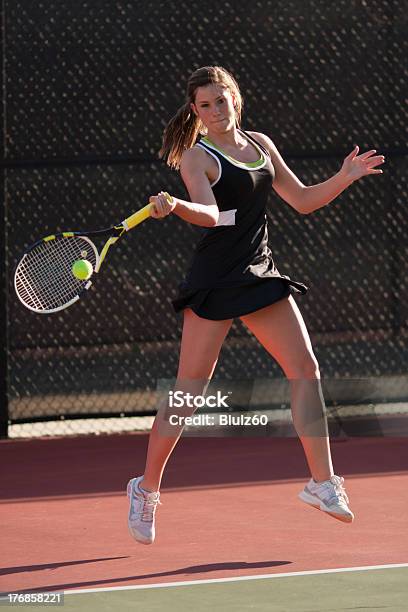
[{"xmin": 1, "ymin": 1, "xmax": 407, "ymax": 435}]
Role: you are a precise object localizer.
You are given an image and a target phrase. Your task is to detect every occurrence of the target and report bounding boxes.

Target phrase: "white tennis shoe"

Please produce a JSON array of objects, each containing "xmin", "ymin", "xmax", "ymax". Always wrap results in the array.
[
  {"xmin": 127, "ymin": 476, "xmax": 161, "ymax": 544},
  {"xmin": 298, "ymin": 475, "xmax": 354, "ymax": 523}
]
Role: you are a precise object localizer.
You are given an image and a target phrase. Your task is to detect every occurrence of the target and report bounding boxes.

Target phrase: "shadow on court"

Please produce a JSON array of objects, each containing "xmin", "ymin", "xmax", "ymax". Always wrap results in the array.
[
  {"xmin": 5, "ymin": 560, "xmax": 292, "ymax": 594},
  {"xmin": 0, "ymin": 558, "xmax": 130, "ymax": 576}
]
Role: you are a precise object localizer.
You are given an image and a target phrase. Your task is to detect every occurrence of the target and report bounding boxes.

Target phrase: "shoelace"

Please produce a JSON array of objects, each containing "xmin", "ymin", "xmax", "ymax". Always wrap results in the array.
[
  {"xmin": 132, "ymin": 488, "xmax": 162, "ymax": 522},
  {"xmin": 320, "ymin": 476, "xmax": 349, "ymax": 505}
]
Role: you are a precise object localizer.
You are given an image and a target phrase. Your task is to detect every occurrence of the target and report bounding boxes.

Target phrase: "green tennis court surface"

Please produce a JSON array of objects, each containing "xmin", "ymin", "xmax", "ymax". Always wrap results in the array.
[{"xmin": 4, "ymin": 566, "xmax": 407, "ymax": 611}]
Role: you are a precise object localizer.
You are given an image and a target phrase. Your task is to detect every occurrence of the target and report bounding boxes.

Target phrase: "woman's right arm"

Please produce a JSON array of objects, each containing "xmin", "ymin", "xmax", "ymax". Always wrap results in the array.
[{"xmin": 173, "ymin": 147, "xmax": 219, "ymax": 227}]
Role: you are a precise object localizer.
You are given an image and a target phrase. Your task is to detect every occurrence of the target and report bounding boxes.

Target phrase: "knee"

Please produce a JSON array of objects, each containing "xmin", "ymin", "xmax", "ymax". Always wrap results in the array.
[
  {"xmin": 177, "ymin": 360, "xmax": 218, "ymax": 382},
  {"xmin": 284, "ymin": 351, "xmax": 320, "ymax": 380}
]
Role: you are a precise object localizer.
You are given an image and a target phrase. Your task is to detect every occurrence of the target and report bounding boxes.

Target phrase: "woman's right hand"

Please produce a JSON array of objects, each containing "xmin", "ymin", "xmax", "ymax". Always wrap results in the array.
[{"xmin": 149, "ymin": 191, "xmax": 177, "ymax": 219}]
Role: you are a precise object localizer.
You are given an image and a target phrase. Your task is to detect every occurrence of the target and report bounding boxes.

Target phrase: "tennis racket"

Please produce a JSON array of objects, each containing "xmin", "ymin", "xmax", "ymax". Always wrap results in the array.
[{"xmin": 14, "ymin": 196, "xmax": 169, "ymax": 314}]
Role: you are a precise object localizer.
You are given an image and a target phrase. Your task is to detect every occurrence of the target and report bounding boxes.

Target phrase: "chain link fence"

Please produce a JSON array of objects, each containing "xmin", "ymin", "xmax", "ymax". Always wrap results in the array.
[{"xmin": 1, "ymin": 0, "xmax": 407, "ymax": 436}]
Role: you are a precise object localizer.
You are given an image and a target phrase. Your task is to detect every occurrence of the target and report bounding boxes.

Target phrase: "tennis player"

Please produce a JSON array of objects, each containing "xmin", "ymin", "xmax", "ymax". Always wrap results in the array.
[{"xmin": 127, "ymin": 66, "xmax": 385, "ymax": 544}]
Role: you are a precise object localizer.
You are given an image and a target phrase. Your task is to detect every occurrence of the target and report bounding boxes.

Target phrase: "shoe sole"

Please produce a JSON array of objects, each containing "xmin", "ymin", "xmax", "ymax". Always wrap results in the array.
[
  {"xmin": 298, "ymin": 490, "xmax": 354, "ymax": 524},
  {"xmin": 127, "ymin": 479, "xmax": 154, "ymax": 545}
]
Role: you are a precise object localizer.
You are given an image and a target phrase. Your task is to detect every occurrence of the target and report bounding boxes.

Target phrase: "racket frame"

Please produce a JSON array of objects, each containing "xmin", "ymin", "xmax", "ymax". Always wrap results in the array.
[{"xmin": 14, "ymin": 202, "xmax": 154, "ymax": 314}]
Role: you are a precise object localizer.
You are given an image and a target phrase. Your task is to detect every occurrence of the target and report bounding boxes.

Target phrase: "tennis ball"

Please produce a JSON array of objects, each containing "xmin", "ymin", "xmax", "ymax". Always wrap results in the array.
[{"xmin": 72, "ymin": 259, "xmax": 93, "ymax": 280}]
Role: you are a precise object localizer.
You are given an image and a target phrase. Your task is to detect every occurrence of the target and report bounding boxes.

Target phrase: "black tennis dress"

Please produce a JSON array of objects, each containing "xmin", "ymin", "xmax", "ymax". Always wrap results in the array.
[{"xmin": 172, "ymin": 129, "xmax": 308, "ymax": 320}]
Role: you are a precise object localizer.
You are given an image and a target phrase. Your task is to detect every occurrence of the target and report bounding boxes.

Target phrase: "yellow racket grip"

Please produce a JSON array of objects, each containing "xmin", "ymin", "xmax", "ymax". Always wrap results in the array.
[
  {"xmin": 122, "ymin": 203, "xmax": 153, "ymax": 231},
  {"xmin": 122, "ymin": 193, "xmax": 173, "ymax": 231}
]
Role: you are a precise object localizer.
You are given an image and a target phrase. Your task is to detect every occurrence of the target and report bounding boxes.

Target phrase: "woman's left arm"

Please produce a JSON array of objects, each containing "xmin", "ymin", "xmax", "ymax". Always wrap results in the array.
[{"xmin": 250, "ymin": 132, "xmax": 385, "ymax": 215}]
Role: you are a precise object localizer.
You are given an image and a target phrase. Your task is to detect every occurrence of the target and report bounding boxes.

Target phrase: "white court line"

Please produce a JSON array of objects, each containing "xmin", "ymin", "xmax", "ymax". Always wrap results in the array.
[{"xmin": 65, "ymin": 563, "xmax": 408, "ymax": 595}]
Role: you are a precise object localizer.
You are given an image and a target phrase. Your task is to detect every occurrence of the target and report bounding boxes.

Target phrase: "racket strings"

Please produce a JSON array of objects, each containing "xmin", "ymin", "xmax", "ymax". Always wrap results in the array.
[{"xmin": 15, "ymin": 236, "xmax": 98, "ymax": 313}]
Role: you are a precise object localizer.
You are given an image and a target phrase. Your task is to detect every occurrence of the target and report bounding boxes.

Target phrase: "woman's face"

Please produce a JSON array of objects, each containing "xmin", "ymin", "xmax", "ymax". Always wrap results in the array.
[{"xmin": 191, "ymin": 83, "xmax": 236, "ymax": 134}]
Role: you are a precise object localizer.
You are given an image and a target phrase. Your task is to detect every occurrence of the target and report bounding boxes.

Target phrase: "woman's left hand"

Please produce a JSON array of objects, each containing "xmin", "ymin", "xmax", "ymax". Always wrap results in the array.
[{"xmin": 340, "ymin": 146, "xmax": 385, "ymax": 183}]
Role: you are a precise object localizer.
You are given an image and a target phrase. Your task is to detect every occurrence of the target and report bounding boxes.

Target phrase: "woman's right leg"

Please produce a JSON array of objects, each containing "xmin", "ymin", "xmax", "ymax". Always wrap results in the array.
[{"xmin": 141, "ymin": 308, "xmax": 232, "ymax": 492}]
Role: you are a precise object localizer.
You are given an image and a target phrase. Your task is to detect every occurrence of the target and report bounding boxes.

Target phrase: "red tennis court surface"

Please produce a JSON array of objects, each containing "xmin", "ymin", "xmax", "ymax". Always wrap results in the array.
[{"xmin": 1, "ymin": 434, "xmax": 408, "ymax": 594}]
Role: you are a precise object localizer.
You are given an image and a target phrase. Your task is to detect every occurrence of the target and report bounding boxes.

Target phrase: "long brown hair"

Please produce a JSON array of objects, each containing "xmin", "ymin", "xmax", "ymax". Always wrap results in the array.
[{"xmin": 159, "ymin": 66, "xmax": 243, "ymax": 169}]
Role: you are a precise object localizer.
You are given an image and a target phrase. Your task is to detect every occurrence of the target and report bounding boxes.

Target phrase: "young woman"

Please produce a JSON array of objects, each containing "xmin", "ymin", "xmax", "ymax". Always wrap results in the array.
[{"xmin": 127, "ymin": 66, "xmax": 385, "ymax": 544}]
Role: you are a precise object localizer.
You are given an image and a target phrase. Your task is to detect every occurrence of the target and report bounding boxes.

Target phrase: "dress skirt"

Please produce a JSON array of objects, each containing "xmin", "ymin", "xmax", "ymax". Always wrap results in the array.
[{"xmin": 172, "ymin": 276, "xmax": 308, "ymax": 321}]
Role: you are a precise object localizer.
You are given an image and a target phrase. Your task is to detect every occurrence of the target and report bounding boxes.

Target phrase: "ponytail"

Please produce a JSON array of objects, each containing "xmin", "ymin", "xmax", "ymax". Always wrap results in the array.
[{"xmin": 159, "ymin": 102, "xmax": 201, "ymax": 170}]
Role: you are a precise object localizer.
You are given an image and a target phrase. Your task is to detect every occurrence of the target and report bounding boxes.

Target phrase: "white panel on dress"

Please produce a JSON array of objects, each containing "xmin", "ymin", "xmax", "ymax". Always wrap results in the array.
[{"xmin": 215, "ymin": 209, "xmax": 237, "ymax": 226}]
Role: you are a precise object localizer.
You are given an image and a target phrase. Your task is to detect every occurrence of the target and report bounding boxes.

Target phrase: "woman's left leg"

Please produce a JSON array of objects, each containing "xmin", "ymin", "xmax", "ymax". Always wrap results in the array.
[{"xmin": 240, "ymin": 294, "xmax": 333, "ymax": 482}]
